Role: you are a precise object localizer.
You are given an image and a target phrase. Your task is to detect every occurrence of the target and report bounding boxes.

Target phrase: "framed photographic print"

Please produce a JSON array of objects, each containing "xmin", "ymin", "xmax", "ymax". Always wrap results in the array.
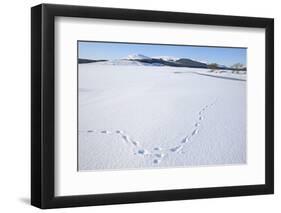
[{"xmin": 31, "ymin": 3, "xmax": 274, "ymax": 209}]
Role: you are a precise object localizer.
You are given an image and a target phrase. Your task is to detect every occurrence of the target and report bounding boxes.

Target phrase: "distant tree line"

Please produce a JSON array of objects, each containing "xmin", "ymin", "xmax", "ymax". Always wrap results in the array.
[
  {"xmin": 207, "ymin": 63, "xmax": 219, "ymax": 71},
  {"xmin": 207, "ymin": 63, "xmax": 246, "ymax": 73}
]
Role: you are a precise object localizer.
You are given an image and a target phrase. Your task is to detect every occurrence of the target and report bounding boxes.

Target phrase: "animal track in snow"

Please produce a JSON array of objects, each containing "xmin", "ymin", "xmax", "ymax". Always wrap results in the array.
[
  {"xmin": 154, "ymin": 153, "xmax": 165, "ymax": 158},
  {"xmin": 100, "ymin": 130, "xmax": 111, "ymax": 134},
  {"xmin": 181, "ymin": 136, "xmax": 189, "ymax": 144},
  {"xmin": 170, "ymin": 145, "xmax": 184, "ymax": 152},
  {"xmin": 153, "ymin": 147, "xmax": 161, "ymax": 151},
  {"xmin": 80, "ymin": 98, "xmax": 217, "ymax": 165},
  {"xmin": 160, "ymin": 98, "xmax": 217, "ymax": 155},
  {"xmin": 153, "ymin": 159, "xmax": 160, "ymax": 164},
  {"xmin": 191, "ymin": 128, "xmax": 199, "ymax": 136}
]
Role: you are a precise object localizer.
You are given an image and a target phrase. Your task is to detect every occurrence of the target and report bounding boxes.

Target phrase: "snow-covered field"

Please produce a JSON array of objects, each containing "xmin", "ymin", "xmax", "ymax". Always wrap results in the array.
[{"xmin": 78, "ymin": 64, "xmax": 246, "ymax": 171}]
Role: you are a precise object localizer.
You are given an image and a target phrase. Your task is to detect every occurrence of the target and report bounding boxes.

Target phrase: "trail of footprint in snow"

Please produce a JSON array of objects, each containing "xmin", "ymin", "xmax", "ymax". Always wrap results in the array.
[
  {"xmin": 154, "ymin": 153, "xmax": 165, "ymax": 158},
  {"xmin": 82, "ymin": 98, "xmax": 218, "ymax": 165},
  {"xmin": 121, "ymin": 135, "xmax": 139, "ymax": 146},
  {"xmin": 154, "ymin": 147, "xmax": 161, "ymax": 151},
  {"xmin": 191, "ymin": 128, "xmax": 199, "ymax": 136},
  {"xmin": 137, "ymin": 149, "xmax": 150, "ymax": 155},
  {"xmin": 167, "ymin": 99, "xmax": 217, "ymax": 155},
  {"xmin": 170, "ymin": 145, "xmax": 184, "ymax": 152},
  {"xmin": 181, "ymin": 136, "xmax": 189, "ymax": 144},
  {"xmin": 100, "ymin": 130, "xmax": 111, "ymax": 134}
]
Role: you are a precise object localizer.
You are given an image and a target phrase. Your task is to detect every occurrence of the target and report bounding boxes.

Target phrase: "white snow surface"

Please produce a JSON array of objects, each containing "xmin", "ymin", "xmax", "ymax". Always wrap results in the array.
[{"xmin": 78, "ymin": 64, "xmax": 246, "ymax": 171}]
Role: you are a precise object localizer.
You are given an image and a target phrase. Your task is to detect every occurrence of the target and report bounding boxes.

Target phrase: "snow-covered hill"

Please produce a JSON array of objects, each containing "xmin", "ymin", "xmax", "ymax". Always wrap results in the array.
[
  {"xmin": 152, "ymin": 56, "xmax": 179, "ymax": 61},
  {"xmin": 125, "ymin": 54, "xmax": 151, "ymax": 60}
]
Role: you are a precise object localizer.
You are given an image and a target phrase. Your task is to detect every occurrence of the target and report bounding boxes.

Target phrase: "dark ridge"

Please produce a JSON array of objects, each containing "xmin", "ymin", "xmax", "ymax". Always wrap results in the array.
[
  {"xmin": 78, "ymin": 57, "xmax": 247, "ymax": 71},
  {"xmin": 78, "ymin": 58, "xmax": 107, "ymax": 64},
  {"xmin": 175, "ymin": 58, "xmax": 208, "ymax": 68},
  {"xmin": 131, "ymin": 58, "xmax": 208, "ymax": 68}
]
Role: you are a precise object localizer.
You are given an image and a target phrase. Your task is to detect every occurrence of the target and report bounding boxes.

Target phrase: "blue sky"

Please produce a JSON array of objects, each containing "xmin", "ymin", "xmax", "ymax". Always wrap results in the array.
[{"xmin": 78, "ymin": 41, "xmax": 246, "ymax": 66}]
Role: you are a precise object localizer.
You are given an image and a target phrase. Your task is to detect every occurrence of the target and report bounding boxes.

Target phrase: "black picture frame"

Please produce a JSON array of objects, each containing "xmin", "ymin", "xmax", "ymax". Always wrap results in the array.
[{"xmin": 31, "ymin": 3, "xmax": 274, "ymax": 209}]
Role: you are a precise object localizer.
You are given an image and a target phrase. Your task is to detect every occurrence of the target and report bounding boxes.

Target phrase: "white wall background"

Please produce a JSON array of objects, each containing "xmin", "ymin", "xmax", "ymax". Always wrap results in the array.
[{"xmin": 0, "ymin": 0, "xmax": 279, "ymax": 212}]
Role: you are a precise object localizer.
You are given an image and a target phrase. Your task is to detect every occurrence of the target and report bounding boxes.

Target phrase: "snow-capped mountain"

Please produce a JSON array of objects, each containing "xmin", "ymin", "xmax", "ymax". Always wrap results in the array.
[
  {"xmin": 95, "ymin": 54, "xmax": 164, "ymax": 66},
  {"xmin": 152, "ymin": 56, "xmax": 179, "ymax": 62},
  {"xmin": 124, "ymin": 54, "xmax": 151, "ymax": 60}
]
